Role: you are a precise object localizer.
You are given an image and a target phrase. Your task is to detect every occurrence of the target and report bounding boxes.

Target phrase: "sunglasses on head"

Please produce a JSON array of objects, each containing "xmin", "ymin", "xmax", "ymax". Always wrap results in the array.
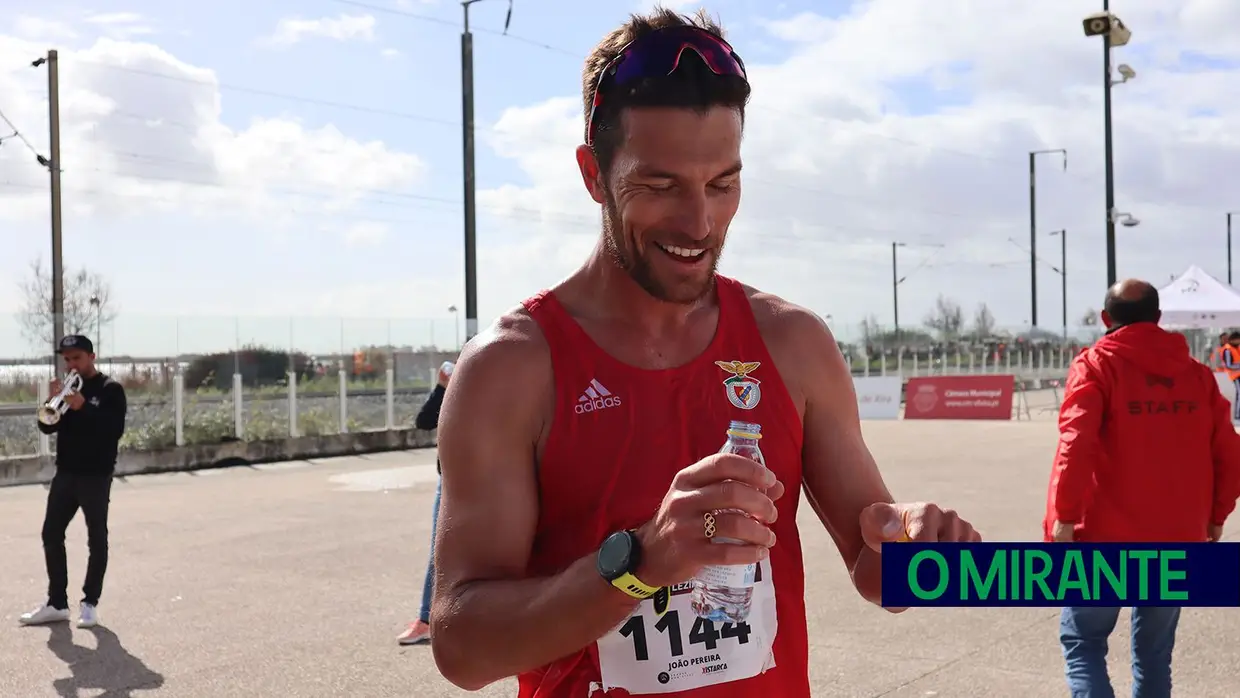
[{"xmin": 585, "ymin": 25, "xmax": 748, "ymax": 146}]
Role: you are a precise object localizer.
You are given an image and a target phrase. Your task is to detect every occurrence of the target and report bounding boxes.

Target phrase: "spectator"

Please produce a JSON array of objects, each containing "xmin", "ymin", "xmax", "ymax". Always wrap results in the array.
[
  {"xmin": 1209, "ymin": 332, "xmax": 1230, "ymax": 371},
  {"xmin": 1044, "ymin": 279, "xmax": 1240, "ymax": 697},
  {"xmin": 1223, "ymin": 331, "xmax": 1240, "ymax": 422},
  {"xmin": 397, "ymin": 361, "xmax": 452, "ymax": 646}
]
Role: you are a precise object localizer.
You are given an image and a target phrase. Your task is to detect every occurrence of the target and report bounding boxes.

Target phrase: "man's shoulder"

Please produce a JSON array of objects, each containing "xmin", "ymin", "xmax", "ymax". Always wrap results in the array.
[
  {"xmin": 456, "ymin": 305, "xmax": 553, "ymax": 387},
  {"xmin": 98, "ymin": 374, "xmax": 125, "ymax": 393},
  {"xmin": 734, "ymin": 281, "xmax": 831, "ymax": 348}
]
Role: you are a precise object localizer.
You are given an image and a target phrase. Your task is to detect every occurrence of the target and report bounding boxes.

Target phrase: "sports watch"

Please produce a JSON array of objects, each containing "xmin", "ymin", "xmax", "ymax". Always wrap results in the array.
[{"xmin": 597, "ymin": 530, "xmax": 660, "ymax": 600}]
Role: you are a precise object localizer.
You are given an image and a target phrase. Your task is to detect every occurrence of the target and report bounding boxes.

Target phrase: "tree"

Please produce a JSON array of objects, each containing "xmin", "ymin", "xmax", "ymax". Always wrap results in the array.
[
  {"xmin": 923, "ymin": 294, "xmax": 964, "ymax": 341},
  {"xmin": 859, "ymin": 314, "xmax": 882, "ymax": 344},
  {"xmin": 970, "ymin": 303, "xmax": 996, "ymax": 339},
  {"xmin": 17, "ymin": 258, "xmax": 117, "ymax": 353}
]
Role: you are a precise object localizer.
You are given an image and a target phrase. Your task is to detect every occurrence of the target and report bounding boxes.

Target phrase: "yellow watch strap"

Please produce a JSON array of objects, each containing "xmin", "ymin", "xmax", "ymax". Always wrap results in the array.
[{"xmin": 610, "ymin": 571, "xmax": 660, "ymax": 599}]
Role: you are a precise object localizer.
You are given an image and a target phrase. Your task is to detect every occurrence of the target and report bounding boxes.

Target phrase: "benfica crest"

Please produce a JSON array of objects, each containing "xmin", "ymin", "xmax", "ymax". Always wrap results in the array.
[{"xmin": 715, "ymin": 360, "xmax": 762, "ymax": 410}]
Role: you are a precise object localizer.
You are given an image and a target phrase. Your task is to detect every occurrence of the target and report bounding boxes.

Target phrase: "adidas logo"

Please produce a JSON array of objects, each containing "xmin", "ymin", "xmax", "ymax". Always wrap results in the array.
[{"xmin": 575, "ymin": 378, "xmax": 622, "ymax": 414}]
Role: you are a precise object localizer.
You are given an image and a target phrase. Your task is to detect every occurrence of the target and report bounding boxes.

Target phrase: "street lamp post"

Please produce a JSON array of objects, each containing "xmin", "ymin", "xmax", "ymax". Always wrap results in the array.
[
  {"xmin": 1028, "ymin": 149, "xmax": 1067, "ymax": 327},
  {"xmin": 89, "ymin": 295, "xmax": 101, "ymax": 357},
  {"xmin": 459, "ymin": 0, "xmax": 513, "ymax": 345},
  {"xmin": 891, "ymin": 241, "xmax": 946, "ymax": 341},
  {"xmin": 1049, "ymin": 230, "xmax": 1067, "ymax": 341},
  {"xmin": 1226, "ymin": 212, "xmax": 1240, "ymax": 285},
  {"xmin": 1082, "ymin": 4, "xmax": 1135, "ymax": 287},
  {"xmin": 448, "ymin": 305, "xmax": 460, "ymax": 350},
  {"xmin": 891, "ymin": 242, "xmax": 905, "ymax": 340}
]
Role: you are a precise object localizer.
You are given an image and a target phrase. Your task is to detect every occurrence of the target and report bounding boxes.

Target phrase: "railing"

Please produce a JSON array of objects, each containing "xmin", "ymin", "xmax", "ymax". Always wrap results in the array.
[
  {"xmin": 0, "ymin": 363, "xmax": 445, "ymax": 459},
  {"xmin": 1, "ymin": 345, "xmax": 1081, "ymax": 459},
  {"xmin": 840, "ymin": 345, "xmax": 1077, "ymax": 378}
]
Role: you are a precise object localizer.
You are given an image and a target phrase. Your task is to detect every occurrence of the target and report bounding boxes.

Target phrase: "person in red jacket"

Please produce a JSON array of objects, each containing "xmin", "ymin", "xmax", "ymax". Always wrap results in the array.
[{"xmin": 1044, "ymin": 279, "xmax": 1240, "ymax": 698}]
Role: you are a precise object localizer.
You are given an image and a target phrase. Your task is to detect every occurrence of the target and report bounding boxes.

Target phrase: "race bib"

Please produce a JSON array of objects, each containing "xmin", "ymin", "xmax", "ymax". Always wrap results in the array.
[{"xmin": 596, "ymin": 559, "xmax": 778, "ymax": 694}]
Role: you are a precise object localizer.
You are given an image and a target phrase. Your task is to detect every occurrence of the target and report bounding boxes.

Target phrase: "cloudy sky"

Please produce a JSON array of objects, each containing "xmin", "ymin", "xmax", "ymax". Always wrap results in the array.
[{"xmin": 1, "ymin": 0, "xmax": 1237, "ymax": 357}]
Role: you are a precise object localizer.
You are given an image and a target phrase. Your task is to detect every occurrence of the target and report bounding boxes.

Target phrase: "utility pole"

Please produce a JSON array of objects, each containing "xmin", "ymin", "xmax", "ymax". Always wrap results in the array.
[
  {"xmin": 31, "ymin": 50, "xmax": 65, "ymax": 364},
  {"xmin": 1050, "ymin": 230, "xmax": 1067, "ymax": 341},
  {"xmin": 1102, "ymin": 0, "xmax": 1117, "ymax": 287},
  {"xmin": 459, "ymin": 0, "xmax": 513, "ymax": 344},
  {"xmin": 1028, "ymin": 148, "xmax": 1066, "ymax": 328}
]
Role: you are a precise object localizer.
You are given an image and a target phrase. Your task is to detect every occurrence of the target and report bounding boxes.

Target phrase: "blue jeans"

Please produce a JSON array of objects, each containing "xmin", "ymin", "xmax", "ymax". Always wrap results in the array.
[
  {"xmin": 1233, "ymin": 379, "xmax": 1240, "ymax": 420},
  {"xmin": 1060, "ymin": 606, "xmax": 1180, "ymax": 698},
  {"xmin": 418, "ymin": 476, "xmax": 442, "ymax": 624}
]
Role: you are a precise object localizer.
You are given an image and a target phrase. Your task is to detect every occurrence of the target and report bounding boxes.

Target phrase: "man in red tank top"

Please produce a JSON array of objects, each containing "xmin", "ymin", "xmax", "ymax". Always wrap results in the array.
[{"xmin": 428, "ymin": 9, "xmax": 981, "ymax": 697}]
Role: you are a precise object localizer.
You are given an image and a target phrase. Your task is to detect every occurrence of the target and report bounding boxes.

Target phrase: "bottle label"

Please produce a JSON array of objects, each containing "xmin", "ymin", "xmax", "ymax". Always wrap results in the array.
[{"xmin": 694, "ymin": 561, "xmax": 756, "ymax": 588}]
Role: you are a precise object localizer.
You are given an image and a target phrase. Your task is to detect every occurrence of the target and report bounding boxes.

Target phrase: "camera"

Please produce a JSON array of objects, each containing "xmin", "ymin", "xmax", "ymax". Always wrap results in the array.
[{"xmin": 1082, "ymin": 11, "xmax": 1131, "ymax": 47}]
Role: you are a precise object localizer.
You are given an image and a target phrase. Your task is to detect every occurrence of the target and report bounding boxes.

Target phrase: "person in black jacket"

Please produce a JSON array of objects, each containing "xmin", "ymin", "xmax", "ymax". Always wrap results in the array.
[
  {"xmin": 397, "ymin": 361, "xmax": 450, "ymax": 646},
  {"xmin": 19, "ymin": 335, "xmax": 127, "ymax": 630}
]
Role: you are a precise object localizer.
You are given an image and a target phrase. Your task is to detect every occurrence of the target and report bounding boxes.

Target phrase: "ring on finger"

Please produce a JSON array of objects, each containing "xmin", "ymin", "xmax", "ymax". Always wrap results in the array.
[{"xmin": 703, "ymin": 512, "xmax": 716, "ymax": 539}]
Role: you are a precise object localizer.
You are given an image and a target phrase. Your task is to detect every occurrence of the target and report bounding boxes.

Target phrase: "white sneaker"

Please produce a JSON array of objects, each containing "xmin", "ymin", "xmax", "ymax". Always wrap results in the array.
[
  {"xmin": 18, "ymin": 605, "xmax": 70, "ymax": 626},
  {"xmin": 77, "ymin": 603, "xmax": 99, "ymax": 629}
]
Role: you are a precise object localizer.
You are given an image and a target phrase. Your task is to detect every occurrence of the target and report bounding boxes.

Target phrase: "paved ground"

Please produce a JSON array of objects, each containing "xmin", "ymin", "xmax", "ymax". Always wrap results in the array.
[{"xmin": 2, "ymin": 418, "xmax": 1237, "ymax": 697}]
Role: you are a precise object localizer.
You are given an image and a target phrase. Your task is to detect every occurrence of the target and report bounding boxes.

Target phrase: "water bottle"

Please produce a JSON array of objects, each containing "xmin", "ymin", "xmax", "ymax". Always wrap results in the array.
[{"xmin": 690, "ymin": 420, "xmax": 766, "ymax": 624}]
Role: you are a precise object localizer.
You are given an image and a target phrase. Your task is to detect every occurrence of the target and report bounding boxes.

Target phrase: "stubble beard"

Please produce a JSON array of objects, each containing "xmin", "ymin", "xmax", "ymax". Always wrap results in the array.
[{"xmin": 601, "ymin": 191, "xmax": 719, "ymax": 305}]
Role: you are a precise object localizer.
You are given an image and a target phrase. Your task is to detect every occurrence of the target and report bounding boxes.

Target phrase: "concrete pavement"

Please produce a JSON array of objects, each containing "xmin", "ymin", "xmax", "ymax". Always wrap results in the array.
[{"xmin": 2, "ymin": 421, "xmax": 1237, "ymax": 697}]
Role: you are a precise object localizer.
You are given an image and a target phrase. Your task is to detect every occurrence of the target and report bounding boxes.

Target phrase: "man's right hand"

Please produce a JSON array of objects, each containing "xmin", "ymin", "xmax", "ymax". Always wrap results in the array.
[{"xmin": 633, "ymin": 453, "xmax": 784, "ymax": 587}]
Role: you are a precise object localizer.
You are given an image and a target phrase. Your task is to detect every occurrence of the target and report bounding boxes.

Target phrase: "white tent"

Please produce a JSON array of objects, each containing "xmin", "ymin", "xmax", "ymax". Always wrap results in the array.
[{"xmin": 1158, "ymin": 265, "xmax": 1240, "ymax": 328}]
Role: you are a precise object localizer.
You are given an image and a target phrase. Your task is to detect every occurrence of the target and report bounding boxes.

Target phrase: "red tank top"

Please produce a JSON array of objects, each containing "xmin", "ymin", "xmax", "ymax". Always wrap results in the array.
[{"xmin": 517, "ymin": 275, "xmax": 808, "ymax": 698}]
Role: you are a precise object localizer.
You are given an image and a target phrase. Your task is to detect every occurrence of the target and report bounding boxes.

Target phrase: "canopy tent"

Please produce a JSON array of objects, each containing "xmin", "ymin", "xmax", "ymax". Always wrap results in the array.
[{"xmin": 1158, "ymin": 265, "xmax": 1240, "ymax": 328}]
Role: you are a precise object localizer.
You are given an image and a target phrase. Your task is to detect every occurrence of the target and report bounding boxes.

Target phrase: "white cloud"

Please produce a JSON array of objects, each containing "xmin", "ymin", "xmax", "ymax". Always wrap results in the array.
[
  {"xmin": 469, "ymin": 0, "xmax": 1240, "ymax": 341},
  {"xmin": 260, "ymin": 14, "xmax": 376, "ymax": 48},
  {"xmin": 82, "ymin": 12, "xmax": 156, "ymax": 39},
  {"xmin": 0, "ymin": 35, "xmax": 423, "ymax": 224},
  {"xmin": 0, "ymin": 30, "xmax": 426, "ymax": 317},
  {"xmin": 343, "ymin": 221, "xmax": 390, "ymax": 246},
  {"xmin": 12, "ymin": 16, "xmax": 77, "ymax": 41},
  {"xmin": 381, "ymin": 47, "xmax": 401, "ymax": 59}
]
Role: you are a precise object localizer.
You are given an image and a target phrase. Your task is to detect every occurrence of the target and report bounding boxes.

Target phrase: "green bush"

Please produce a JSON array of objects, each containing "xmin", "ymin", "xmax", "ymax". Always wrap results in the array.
[
  {"xmin": 120, "ymin": 400, "xmax": 362, "ymax": 451},
  {"xmin": 183, "ymin": 345, "xmax": 313, "ymax": 392}
]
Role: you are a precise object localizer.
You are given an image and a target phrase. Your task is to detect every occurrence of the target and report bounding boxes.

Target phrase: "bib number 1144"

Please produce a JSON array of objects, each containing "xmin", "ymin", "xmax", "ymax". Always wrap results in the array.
[{"xmin": 617, "ymin": 609, "xmax": 751, "ymax": 662}]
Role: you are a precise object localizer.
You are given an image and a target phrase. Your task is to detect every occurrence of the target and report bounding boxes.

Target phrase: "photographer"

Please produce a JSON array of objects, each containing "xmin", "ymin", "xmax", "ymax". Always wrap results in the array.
[{"xmin": 18, "ymin": 335, "xmax": 127, "ymax": 630}]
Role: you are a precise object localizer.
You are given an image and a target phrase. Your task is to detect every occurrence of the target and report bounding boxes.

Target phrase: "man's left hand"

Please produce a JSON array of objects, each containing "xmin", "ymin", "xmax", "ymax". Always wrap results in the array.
[
  {"xmin": 1051, "ymin": 521, "xmax": 1075, "ymax": 543},
  {"xmin": 860, "ymin": 501, "xmax": 981, "ymax": 552},
  {"xmin": 65, "ymin": 392, "xmax": 85, "ymax": 411}
]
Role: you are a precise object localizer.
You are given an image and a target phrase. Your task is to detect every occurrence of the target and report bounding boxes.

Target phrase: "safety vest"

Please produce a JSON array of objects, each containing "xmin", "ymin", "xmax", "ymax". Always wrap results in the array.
[{"xmin": 1226, "ymin": 345, "xmax": 1240, "ymax": 382}]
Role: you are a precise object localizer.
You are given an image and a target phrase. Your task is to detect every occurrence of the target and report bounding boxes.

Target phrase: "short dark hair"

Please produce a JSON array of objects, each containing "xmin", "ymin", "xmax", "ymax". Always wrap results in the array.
[
  {"xmin": 1103, "ymin": 283, "xmax": 1160, "ymax": 326},
  {"xmin": 581, "ymin": 8, "xmax": 751, "ymax": 175}
]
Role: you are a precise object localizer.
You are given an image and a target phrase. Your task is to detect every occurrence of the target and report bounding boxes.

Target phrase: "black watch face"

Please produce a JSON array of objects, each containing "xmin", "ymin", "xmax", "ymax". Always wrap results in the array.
[{"xmin": 598, "ymin": 531, "xmax": 633, "ymax": 580}]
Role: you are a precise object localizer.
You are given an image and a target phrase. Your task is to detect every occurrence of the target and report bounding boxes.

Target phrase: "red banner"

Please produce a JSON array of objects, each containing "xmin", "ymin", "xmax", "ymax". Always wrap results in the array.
[{"xmin": 904, "ymin": 375, "xmax": 1015, "ymax": 420}]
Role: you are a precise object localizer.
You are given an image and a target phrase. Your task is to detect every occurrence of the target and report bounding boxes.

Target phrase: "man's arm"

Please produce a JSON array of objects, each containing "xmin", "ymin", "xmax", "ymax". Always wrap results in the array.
[
  {"xmin": 414, "ymin": 384, "xmax": 445, "ymax": 431},
  {"xmin": 759, "ymin": 301, "xmax": 897, "ymax": 608},
  {"xmin": 430, "ymin": 312, "xmax": 640, "ymax": 691},
  {"xmin": 1207, "ymin": 372, "xmax": 1240, "ymax": 526},
  {"xmin": 1048, "ymin": 357, "xmax": 1107, "ymax": 527}
]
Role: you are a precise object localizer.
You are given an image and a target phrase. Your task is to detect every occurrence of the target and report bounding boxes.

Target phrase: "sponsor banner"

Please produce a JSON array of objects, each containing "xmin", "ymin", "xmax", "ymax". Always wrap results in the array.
[
  {"xmin": 1216, "ymin": 372, "xmax": 1239, "ymax": 424},
  {"xmin": 904, "ymin": 375, "xmax": 1014, "ymax": 420},
  {"xmin": 853, "ymin": 376, "xmax": 902, "ymax": 420}
]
